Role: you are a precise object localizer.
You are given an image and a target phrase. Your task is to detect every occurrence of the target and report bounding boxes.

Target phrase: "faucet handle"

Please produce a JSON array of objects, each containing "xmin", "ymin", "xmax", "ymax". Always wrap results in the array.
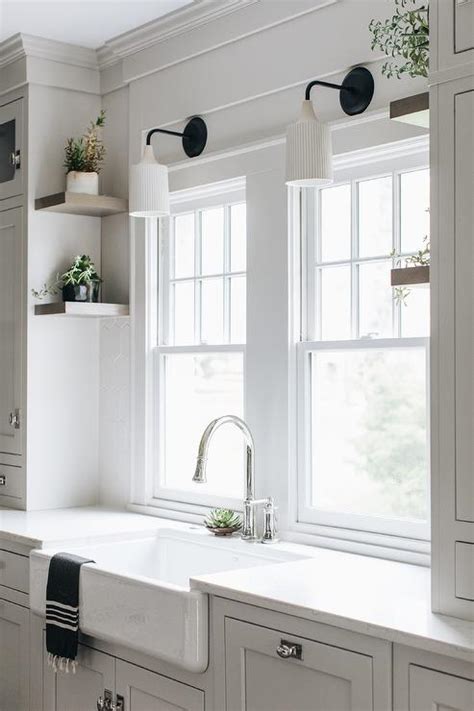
[{"xmin": 261, "ymin": 498, "xmax": 278, "ymax": 544}]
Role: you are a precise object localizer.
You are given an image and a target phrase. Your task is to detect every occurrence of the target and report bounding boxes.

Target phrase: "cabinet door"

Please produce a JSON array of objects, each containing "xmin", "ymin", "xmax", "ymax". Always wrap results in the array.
[
  {"xmin": 409, "ymin": 665, "xmax": 474, "ymax": 711},
  {"xmin": 0, "ymin": 598, "xmax": 29, "ymax": 711},
  {"xmin": 0, "ymin": 207, "xmax": 23, "ymax": 455},
  {"xmin": 0, "ymin": 99, "xmax": 23, "ymax": 201},
  {"xmin": 116, "ymin": 660, "xmax": 204, "ymax": 711},
  {"xmin": 43, "ymin": 643, "xmax": 115, "ymax": 711},
  {"xmin": 224, "ymin": 618, "xmax": 373, "ymax": 711}
]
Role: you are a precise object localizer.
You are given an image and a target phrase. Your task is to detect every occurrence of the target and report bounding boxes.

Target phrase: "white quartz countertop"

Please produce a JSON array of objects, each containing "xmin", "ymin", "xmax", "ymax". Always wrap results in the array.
[
  {"xmin": 191, "ymin": 546, "xmax": 474, "ymax": 663},
  {"xmin": 1, "ymin": 506, "xmax": 472, "ymax": 662},
  {"xmin": 0, "ymin": 506, "xmax": 170, "ymax": 548}
]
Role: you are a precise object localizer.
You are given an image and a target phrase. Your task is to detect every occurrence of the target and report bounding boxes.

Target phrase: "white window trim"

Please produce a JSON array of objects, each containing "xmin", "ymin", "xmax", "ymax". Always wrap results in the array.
[
  {"xmin": 148, "ymin": 178, "xmax": 247, "ymax": 514},
  {"xmin": 288, "ymin": 137, "xmax": 431, "ymax": 558}
]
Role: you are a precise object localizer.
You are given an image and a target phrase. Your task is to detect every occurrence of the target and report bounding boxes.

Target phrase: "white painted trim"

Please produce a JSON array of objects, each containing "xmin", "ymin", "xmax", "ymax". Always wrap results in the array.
[
  {"xmin": 103, "ymin": 0, "xmax": 258, "ymax": 60},
  {"xmin": 169, "ymin": 176, "xmax": 246, "ymax": 204},
  {"xmin": 0, "ymin": 33, "xmax": 98, "ymax": 70},
  {"xmin": 168, "ymin": 130, "xmax": 428, "ymax": 175},
  {"xmin": 98, "ymin": 0, "xmax": 339, "ymax": 74}
]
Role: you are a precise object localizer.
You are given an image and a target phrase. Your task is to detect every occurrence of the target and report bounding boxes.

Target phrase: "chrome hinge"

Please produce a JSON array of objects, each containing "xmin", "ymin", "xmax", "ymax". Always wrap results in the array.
[
  {"xmin": 9, "ymin": 410, "xmax": 20, "ymax": 429},
  {"xmin": 9, "ymin": 150, "xmax": 21, "ymax": 169}
]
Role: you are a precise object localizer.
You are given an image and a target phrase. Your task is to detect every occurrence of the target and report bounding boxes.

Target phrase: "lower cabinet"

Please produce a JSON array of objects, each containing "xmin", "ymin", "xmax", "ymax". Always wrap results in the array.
[
  {"xmin": 224, "ymin": 618, "xmax": 373, "ymax": 711},
  {"xmin": 43, "ymin": 643, "xmax": 205, "ymax": 711},
  {"xmin": 409, "ymin": 665, "xmax": 474, "ymax": 711},
  {"xmin": 0, "ymin": 598, "xmax": 29, "ymax": 711},
  {"xmin": 116, "ymin": 660, "xmax": 204, "ymax": 711},
  {"xmin": 43, "ymin": 645, "xmax": 115, "ymax": 711}
]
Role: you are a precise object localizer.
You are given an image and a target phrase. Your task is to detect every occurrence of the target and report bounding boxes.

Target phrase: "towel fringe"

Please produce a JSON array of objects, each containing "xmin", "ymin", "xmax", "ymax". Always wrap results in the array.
[{"xmin": 48, "ymin": 652, "xmax": 77, "ymax": 675}]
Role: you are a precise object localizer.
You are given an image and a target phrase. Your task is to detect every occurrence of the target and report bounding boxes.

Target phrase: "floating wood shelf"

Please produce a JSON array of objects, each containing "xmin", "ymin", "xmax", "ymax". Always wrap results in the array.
[
  {"xmin": 391, "ymin": 265, "xmax": 429, "ymax": 287},
  {"xmin": 35, "ymin": 192, "xmax": 128, "ymax": 217},
  {"xmin": 390, "ymin": 92, "xmax": 429, "ymax": 128},
  {"xmin": 34, "ymin": 302, "xmax": 129, "ymax": 317}
]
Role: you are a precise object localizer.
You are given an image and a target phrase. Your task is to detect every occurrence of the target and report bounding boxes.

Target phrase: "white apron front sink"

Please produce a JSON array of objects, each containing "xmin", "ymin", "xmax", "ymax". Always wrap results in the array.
[{"xmin": 30, "ymin": 526, "xmax": 306, "ymax": 672}]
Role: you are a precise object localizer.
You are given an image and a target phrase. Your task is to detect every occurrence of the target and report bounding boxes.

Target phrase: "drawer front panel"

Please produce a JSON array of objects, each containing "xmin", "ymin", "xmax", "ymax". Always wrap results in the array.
[
  {"xmin": 0, "ymin": 550, "xmax": 29, "ymax": 593},
  {"xmin": 0, "ymin": 462, "xmax": 24, "ymax": 499},
  {"xmin": 455, "ymin": 542, "xmax": 474, "ymax": 601}
]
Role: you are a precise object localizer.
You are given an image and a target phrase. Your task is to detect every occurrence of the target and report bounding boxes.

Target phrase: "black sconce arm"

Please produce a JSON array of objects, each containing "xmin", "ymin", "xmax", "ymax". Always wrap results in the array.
[
  {"xmin": 145, "ymin": 116, "xmax": 208, "ymax": 158},
  {"xmin": 303, "ymin": 66, "xmax": 374, "ymax": 117}
]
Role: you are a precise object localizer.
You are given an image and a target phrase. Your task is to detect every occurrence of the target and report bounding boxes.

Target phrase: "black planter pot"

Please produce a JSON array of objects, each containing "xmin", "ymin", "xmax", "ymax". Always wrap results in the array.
[{"xmin": 62, "ymin": 282, "xmax": 100, "ymax": 303}]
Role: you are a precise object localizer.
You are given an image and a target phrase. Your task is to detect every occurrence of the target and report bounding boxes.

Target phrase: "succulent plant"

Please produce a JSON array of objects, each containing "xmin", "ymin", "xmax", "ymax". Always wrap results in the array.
[{"xmin": 204, "ymin": 508, "xmax": 242, "ymax": 530}]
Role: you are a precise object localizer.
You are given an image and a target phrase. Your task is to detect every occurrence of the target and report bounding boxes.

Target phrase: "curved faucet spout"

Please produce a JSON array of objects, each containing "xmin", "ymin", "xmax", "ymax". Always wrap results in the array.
[{"xmin": 192, "ymin": 415, "xmax": 255, "ymax": 501}]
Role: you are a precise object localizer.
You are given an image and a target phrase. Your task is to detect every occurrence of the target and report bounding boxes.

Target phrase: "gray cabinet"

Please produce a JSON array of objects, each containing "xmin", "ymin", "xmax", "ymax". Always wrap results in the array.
[
  {"xmin": 431, "ymin": 0, "xmax": 474, "ymax": 621},
  {"xmin": 432, "ymin": 0, "xmax": 474, "ymax": 72},
  {"xmin": 0, "ymin": 599, "xmax": 29, "ymax": 711},
  {"xmin": 224, "ymin": 618, "xmax": 374, "ymax": 711},
  {"xmin": 0, "ymin": 99, "xmax": 23, "ymax": 202},
  {"xmin": 0, "ymin": 207, "xmax": 23, "ymax": 458},
  {"xmin": 409, "ymin": 666, "xmax": 474, "ymax": 711},
  {"xmin": 43, "ymin": 643, "xmax": 205, "ymax": 711},
  {"xmin": 44, "ymin": 644, "xmax": 115, "ymax": 711},
  {"xmin": 116, "ymin": 660, "xmax": 204, "ymax": 711}
]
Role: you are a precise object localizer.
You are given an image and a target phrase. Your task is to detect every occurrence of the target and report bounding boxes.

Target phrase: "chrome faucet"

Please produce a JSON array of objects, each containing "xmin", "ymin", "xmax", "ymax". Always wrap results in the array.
[{"xmin": 193, "ymin": 415, "xmax": 277, "ymax": 542}]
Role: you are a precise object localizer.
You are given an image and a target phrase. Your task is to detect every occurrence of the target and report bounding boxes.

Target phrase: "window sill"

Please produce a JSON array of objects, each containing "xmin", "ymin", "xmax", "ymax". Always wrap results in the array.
[{"xmin": 127, "ymin": 503, "xmax": 430, "ymax": 567}]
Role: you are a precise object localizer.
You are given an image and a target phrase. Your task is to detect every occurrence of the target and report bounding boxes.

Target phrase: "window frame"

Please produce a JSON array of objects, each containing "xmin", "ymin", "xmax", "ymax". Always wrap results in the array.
[
  {"xmin": 152, "ymin": 179, "xmax": 247, "ymax": 511},
  {"xmin": 292, "ymin": 152, "xmax": 431, "ymax": 546}
]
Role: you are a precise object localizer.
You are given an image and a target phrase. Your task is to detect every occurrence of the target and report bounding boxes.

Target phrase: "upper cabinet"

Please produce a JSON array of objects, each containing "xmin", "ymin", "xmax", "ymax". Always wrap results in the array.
[
  {"xmin": 431, "ymin": 0, "xmax": 474, "ymax": 74},
  {"xmin": 0, "ymin": 207, "xmax": 23, "ymax": 457},
  {"xmin": 0, "ymin": 98, "xmax": 23, "ymax": 202},
  {"xmin": 430, "ymin": 3, "xmax": 474, "ymax": 620}
]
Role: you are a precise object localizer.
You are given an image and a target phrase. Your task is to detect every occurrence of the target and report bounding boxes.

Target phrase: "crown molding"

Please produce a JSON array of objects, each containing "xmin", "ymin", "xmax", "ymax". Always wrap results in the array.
[
  {"xmin": 0, "ymin": 33, "xmax": 98, "ymax": 70},
  {"xmin": 99, "ymin": 0, "xmax": 257, "ymax": 67}
]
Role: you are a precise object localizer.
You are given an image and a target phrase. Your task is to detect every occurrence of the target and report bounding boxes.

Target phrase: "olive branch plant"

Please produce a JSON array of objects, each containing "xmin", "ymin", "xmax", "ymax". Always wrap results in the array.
[
  {"xmin": 391, "ymin": 233, "xmax": 430, "ymax": 305},
  {"xmin": 369, "ymin": 0, "xmax": 429, "ymax": 80}
]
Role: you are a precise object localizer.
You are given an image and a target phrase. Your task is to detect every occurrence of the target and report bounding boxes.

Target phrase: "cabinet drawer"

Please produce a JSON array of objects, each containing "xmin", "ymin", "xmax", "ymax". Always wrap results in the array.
[
  {"xmin": 0, "ymin": 462, "xmax": 24, "ymax": 499},
  {"xmin": 225, "ymin": 618, "xmax": 374, "ymax": 711},
  {"xmin": 0, "ymin": 550, "xmax": 29, "ymax": 593}
]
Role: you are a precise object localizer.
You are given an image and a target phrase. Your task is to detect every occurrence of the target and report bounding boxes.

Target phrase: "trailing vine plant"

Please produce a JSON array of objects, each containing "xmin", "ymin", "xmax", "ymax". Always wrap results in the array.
[
  {"xmin": 391, "ymin": 234, "xmax": 430, "ymax": 305},
  {"xmin": 369, "ymin": 0, "xmax": 429, "ymax": 79}
]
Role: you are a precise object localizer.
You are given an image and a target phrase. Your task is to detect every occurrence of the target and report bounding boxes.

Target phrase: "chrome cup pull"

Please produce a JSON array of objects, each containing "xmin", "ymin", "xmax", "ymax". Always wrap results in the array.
[{"xmin": 276, "ymin": 640, "xmax": 303, "ymax": 660}]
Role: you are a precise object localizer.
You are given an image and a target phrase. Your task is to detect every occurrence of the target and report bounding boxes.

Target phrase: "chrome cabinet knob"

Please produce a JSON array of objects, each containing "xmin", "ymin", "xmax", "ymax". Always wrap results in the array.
[
  {"xmin": 0, "ymin": 474, "xmax": 6, "ymax": 486},
  {"xmin": 276, "ymin": 640, "xmax": 303, "ymax": 660}
]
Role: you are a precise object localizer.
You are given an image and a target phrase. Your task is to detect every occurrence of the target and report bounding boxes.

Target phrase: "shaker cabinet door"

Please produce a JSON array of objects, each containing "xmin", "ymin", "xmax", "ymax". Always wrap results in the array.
[
  {"xmin": 116, "ymin": 659, "xmax": 205, "ymax": 711},
  {"xmin": 43, "ymin": 643, "xmax": 115, "ymax": 711},
  {"xmin": 0, "ymin": 599, "xmax": 29, "ymax": 711},
  {"xmin": 409, "ymin": 665, "xmax": 474, "ymax": 711},
  {"xmin": 0, "ymin": 98, "xmax": 23, "ymax": 201},
  {"xmin": 224, "ymin": 618, "xmax": 373, "ymax": 711},
  {"xmin": 0, "ymin": 207, "xmax": 23, "ymax": 456}
]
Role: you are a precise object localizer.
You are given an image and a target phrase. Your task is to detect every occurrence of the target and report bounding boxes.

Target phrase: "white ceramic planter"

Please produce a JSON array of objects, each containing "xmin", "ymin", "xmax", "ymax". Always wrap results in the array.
[{"xmin": 66, "ymin": 171, "xmax": 99, "ymax": 195}]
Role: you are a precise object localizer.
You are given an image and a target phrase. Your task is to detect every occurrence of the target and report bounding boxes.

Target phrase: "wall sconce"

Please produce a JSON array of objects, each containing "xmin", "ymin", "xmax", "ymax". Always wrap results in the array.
[
  {"xmin": 129, "ymin": 116, "xmax": 208, "ymax": 218},
  {"xmin": 286, "ymin": 66, "xmax": 374, "ymax": 187}
]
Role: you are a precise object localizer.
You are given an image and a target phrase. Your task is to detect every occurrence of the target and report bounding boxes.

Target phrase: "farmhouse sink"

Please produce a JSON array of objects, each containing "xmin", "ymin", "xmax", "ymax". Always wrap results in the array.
[{"xmin": 30, "ymin": 526, "xmax": 306, "ymax": 671}]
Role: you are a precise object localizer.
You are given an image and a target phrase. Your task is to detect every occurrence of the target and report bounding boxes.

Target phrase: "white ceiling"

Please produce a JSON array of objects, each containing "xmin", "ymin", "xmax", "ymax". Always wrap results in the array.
[{"xmin": 0, "ymin": 0, "xmax": 195, "ymax": 48}]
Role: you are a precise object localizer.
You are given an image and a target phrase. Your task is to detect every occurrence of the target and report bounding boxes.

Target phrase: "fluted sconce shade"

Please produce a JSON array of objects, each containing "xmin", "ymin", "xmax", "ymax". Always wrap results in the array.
[
  {"xmin": 129, "ymin": 145, "xmax": 170, "ymax": 217},
  {"xmin": 286, "ymin": 100, "xmax": 333, "ymax": 187}
]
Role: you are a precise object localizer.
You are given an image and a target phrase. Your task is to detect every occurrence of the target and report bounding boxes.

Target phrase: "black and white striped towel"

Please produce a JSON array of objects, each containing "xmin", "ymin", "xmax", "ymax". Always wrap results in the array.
[{"xmin": 46, "ymin": 552, "xmax": 94, "ymax": 674}]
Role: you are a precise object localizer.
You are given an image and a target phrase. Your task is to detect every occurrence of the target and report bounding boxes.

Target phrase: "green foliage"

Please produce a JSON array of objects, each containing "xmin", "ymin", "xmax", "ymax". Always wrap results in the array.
[
  {"xmin": 369, "ymin": 0, "xmax": 429, "ymax": 79},
  {"xmin": 391, "ymin": 234, "xmax": 430, "ymax": 304},
  {"xmin": 204, "ymin": 508, "xmax": 242, "ymax": 529},
  {"xmin": 60, "ymin": 254, "xmax": 102, "ymax": 286},
  {"xmin": 64, "ymin": 110, "xmax": 107, "ymax": 173},
  {"xmin": 31, "ymin": 255, "xmax": 101, "ymax": 300},
  {"xmin": 352, "ymin": 352, "xmax": 428, "ymax": 520}
]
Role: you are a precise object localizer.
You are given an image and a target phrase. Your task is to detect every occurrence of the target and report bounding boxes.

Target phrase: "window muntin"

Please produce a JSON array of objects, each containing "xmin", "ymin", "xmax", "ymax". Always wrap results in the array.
[
  {"xmin": 155, "ymin": 195, "xmax": 246, "ymax": 505},
  {"xmin": 299, "ymin": 167, "xmax": 430, "ymax": 539}
]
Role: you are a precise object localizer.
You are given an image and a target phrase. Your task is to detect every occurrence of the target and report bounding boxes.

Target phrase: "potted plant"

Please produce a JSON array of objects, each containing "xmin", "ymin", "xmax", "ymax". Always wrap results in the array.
[
  {"xmin": 391, "ymin": 234, "xmax": 430, "ymax": 304},
  {"xmin": 64, "ymin": 110, "xmax": 106, "ymax": 195},
  {"xmin": 204, "ymin": 508, "xmax": 242, "ymax": 537},
  {"xmin": 32, "ymin": 255, "xmax": 102, "ymax": 303},
  {"xmin": 369, "ymin": 0, "xmax": 429, "ymax": 80}
]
